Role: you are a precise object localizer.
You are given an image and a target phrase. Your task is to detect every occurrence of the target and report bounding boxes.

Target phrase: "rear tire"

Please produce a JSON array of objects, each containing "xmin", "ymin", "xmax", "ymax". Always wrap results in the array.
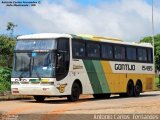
[
  {"xmin": 93, "ymin": 93, "xmax": 111, "ymax": 99},
  {"xmin": 126, "ymin": 81, "xmax": 134, "ymax": 97},
  {"xmin": 67, "ymin": 82, "xmax": 81, "ymax": 102},
  {"xmin": 34, "ymin": 96, "xmax": 45, "ymax": 102},
  {"xmin": 134, "ymin": 81, "xmax": 142, "ymax": 97}
]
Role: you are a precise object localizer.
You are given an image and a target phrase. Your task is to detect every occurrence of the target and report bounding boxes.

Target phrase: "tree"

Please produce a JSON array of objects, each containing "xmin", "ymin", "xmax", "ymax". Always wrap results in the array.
[
  {"xmin": 6, "ymin": 22, "xmax": 17, "ymax": 37},
  {"xmin": 140, "ymin": 34, "xmax": 160, "ymax": 71},
  {"xmin": 0, "ymin": 35, "xmax": 16, "ymax": 67}
]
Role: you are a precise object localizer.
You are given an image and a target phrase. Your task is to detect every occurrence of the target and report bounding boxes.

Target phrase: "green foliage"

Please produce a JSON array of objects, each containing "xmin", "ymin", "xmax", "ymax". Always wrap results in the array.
[
  {"xmin": 140, "ymin": 34, "xmax": 160, "ymax": 71},
  {"xmin": 0, "ymin": 67, "xmax": 11, "ymax": 81},
  {"xmin": 0, "ymin": 35, "xmax": 15, "ymax": 93},
  {"xmin": 0, "ymin": 22, "xmax": 17, "ymax": 93},
  {"xmin": 0, "ymin": 35, "xmax": 16, "ymax": 55},
  {"xmin": 0, "ymin": 81, "xmax": 10, "ymax": 93},
  {"xmin": 0, "ymin": 67, "xmax": 11, "ymax": 93},
  {"xmin": 6, "ymin": 22, "xmax": 18, "ymax": 37}
]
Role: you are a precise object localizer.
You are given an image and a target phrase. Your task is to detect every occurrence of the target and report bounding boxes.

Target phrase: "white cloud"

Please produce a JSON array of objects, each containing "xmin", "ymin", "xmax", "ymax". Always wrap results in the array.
[{"xmin": 1, "ymin": 0, "xmax": 160, "ymax": 41}]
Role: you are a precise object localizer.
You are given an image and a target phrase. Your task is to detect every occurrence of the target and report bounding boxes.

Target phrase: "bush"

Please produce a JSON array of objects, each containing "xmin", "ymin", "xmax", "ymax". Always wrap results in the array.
[
  {"xmin": 0, "ymin": 35, "xmax": 15, "ymax": 68},
  {"xmin": 0, "ymin": 67, "xmax": 11, "ymax": 93},
  {"xmin": 0, "ymin": 82, "xmax": 10, "ymax": 93}
]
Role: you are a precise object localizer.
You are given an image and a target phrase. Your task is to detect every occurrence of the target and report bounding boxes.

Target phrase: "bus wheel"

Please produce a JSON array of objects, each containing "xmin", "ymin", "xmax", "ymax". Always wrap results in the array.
[
  {"xmin": 34, "ymin": 96, "xmax": 45, "ymax": 102},
  {"xmin": 93, "ymin": 93, "xmax": 111, "ymax": 99},
  {"xmin": 134, "ymin": 81, "xmax": 142, "ymax": 97},
  {"xmin": 67, "ymin": 82, "xmax": 81, "ymax": 102},
  {"xmin": 126, "ymin": 81, "xmax": 134, "ymax": 97}
]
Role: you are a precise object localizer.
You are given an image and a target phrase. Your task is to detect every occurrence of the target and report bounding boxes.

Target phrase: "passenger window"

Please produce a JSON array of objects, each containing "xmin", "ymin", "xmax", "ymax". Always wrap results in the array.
[
  {"xmin": 87, "ymin": 42, "xmax": 100, "ymax": 59},
  {"xmin": 137, "ymin": 48, "xmax": 147, "ymax": 61},
  {"xmin": 72, "ymin": 39, "xmax": 85, "ymax": 58},
  {"xmin": 126, "ymin": 47, "xmax": 137, "ymax": 61},
  {"xmin": 101, "ymin": 44, "xmax": 113, "ymax": 59},
  {"xmin": 114, "ymin": 46, "xmax": 125, "ymax": 60}
]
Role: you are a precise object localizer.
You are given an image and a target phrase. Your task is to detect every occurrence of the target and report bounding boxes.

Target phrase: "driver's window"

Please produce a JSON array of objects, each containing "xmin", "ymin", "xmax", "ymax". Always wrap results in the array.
[
  {"xmin": 57, "ymin": 53, "xmax": 64, "ymax": 73},
  {"xmin": 56, "ymin": 38, "xmax": 70, "ymax": 80}
]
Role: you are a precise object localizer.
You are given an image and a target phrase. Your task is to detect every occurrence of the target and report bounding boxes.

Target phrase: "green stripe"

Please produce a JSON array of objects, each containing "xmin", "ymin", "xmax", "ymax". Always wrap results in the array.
[
  {"xmin": 83, "ymin": 60, "xmax": 110, "ymax": 94},
  {"xmin": 92, "ymin": 61, "xmax": 110, "ymax": 93},
  {"xmin": 83, "ymin": 60, "xmax": 102, "ymax": 93}
]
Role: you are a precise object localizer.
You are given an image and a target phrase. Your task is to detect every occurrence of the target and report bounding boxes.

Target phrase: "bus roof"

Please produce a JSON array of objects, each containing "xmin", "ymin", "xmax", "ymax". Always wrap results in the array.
[
  {"xmin": 17, "ymin": 33, "xmax": 72, "ymax": 40},
  {"xmin": 17, "ymin": 33, "xmax": 153, "ymax": 48},
  {"xmin": 76, "ymin": 34, "xmax": 122, "ymax": 42},
  {"xmin": 75, "ymin": 34, "xmax": 153, "ymax": 48}
]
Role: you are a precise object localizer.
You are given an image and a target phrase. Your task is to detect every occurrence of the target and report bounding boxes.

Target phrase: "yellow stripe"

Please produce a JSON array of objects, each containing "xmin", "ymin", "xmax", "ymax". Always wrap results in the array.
[{"xmin": 101, "ymin": 61, "xmax": 124, "ymax": 93}]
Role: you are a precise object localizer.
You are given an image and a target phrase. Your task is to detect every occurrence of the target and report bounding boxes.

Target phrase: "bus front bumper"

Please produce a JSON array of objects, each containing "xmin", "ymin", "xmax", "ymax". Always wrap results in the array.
[{"xmin": 11, "ymin": 85, "xmax": 61, "ymax": 96}]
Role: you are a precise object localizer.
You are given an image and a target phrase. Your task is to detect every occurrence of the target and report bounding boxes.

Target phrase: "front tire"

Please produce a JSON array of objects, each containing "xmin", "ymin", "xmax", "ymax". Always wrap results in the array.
[
  {"xmin": 67, "ymin": 82, "xmax": 81, "ymax": 102},
  {"xmin": 34, "ymin": 96, "xmax": 45, "ymax": 102}
]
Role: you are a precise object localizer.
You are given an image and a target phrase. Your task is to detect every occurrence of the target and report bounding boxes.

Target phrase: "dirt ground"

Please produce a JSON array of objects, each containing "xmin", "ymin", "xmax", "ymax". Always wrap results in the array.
[{"xmin": 0, "ymin": 91, "xmax": 160, "ymax": 120}]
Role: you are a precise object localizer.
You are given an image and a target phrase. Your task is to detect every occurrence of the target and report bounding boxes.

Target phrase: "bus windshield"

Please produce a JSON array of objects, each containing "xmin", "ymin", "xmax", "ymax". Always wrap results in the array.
[{"xmin": 12, "ymin": 52, "xmax": 56, "ymax": 78}]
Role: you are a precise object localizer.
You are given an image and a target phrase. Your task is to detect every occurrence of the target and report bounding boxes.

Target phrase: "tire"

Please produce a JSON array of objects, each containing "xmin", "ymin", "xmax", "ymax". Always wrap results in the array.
[
  {"xmin": 126, "ymin": 81, "xmax": 134, "ymax": 97},
  {"xmin": 93, "ymin": 93, "xmax": 111, "ymax": 99},
  {"xmin": 67, "ymin": 82, "xmax": 81, "ymax": 102},
  {"xmin": 134, "ymin": 81, "xmax": 142, "ymax": 97},
  {"xmin": 34, "ymin": 96, "xmax": 45, "ymax": 102}
]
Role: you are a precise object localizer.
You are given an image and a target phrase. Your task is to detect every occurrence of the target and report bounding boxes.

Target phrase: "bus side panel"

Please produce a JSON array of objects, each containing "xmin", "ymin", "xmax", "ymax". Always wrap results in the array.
[
  {"xmin": 109, "ymin": 61, "xmax": 155, "ymax": 93},
  {"xmin": 71, "ymin": 59, "xmax": 94, "ymax": 94},
  {"xmin": 83, "ymin": 60, "xmax": 110, "ymax": 94},
  {"xmin": 71, "ymin": 60, "xmax": 155, "ymax": 95},
  {"xmin": 101, "ymin": 61, "xmax": 127, "ymax": 93}
]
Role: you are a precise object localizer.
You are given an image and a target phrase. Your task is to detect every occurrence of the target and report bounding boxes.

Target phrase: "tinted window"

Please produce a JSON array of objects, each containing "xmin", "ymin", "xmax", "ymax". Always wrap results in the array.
[
  {"xmin": 56, "ymin": 38, "xmax": 70, "ymax": 80},
  {"xmin": 72, "ymin": 39, "xmax": 85, "ymax": 58},
  {"xmin": 126, "ymin": 47, "xmax": 136, "ymax": 60},
  {"xmin": 87, "ymin": 42, "xmax": 100, "ymax": 58},
  {"xmin": 114, "ymin": 46, "xmax": 125, "ymax": 60},
  {"xmin": 138, "ymin": 48, "xmax": 147, "ymax": 61},
  {"xmin": 101, "ymin": 44, "xmax": 113, "ymax": 59},
  {"xmin": 57, "ymin": 38, "xmax": 69, "ymax": 51},
  {"xmin": 148, "ymin": 49, "xmax": 153, "ymax": 62}
]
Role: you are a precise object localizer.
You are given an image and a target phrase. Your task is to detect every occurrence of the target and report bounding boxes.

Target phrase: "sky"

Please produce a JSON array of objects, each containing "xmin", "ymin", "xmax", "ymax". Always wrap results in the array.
[{"xmin": 0, "ymin": 0, "xmax": 160, "ymax": 42}]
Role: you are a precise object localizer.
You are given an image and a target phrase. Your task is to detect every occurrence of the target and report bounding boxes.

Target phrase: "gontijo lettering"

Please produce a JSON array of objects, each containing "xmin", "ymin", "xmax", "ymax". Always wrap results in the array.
[{"xmin": 115, "ymin": 64, "xmax": 135, "ymax": 71}]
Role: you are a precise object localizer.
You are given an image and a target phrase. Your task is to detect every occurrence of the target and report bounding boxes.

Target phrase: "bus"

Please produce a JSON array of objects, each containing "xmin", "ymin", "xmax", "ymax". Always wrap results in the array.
[{"xmin": 11, "ymin": 33, "xmax": 155, "ymax": 102}]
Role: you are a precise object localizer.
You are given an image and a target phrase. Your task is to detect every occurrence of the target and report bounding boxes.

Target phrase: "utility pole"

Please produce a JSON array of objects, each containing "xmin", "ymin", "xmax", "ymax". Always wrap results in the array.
[
  {"xmin": 152, "ymin": 0, "xmax": 159, "ymax": 85},
  {"xmin": 152, "ymin": 0, "xmax": 155, "ymax": 55}
]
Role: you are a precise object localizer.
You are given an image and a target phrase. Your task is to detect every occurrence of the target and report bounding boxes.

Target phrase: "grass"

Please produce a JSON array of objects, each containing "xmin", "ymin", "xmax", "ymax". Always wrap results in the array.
[
  {"xmin": 155, "ymin": 77, "xmax": 160, "ymax": 86},
  {"xmin": 155, "ymin": 77, "xmax": 159, "ymax": 84}
]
